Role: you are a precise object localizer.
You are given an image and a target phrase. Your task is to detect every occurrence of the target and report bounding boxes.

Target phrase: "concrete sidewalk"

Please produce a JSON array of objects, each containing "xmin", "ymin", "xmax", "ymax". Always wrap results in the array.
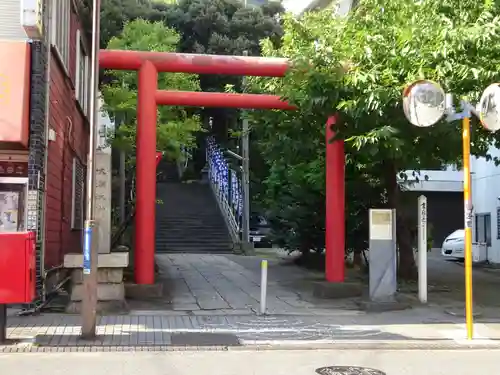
[
  {"xmin": 4, "ymin": 249, "xmax": 500, "ymax": 353},
  {"xmin": 2, "ymin": 306, "xmax": 500, "ymax": 352},
  {"xmin": 3, "ymin": 350, "xmax": 500, "ymax": 375}
]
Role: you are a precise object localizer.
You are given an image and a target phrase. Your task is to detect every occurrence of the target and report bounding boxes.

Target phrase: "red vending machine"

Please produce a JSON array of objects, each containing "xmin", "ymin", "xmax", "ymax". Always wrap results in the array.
[{"xmin": 0, "ymin": 160, "xmax": 31, "ymax": 343}]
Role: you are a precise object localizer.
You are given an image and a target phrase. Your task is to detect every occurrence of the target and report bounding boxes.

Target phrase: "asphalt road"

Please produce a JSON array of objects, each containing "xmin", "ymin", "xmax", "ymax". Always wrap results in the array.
[{"xmin": 2, "ymin": 349, "xmax": 499, "ymax": 375}]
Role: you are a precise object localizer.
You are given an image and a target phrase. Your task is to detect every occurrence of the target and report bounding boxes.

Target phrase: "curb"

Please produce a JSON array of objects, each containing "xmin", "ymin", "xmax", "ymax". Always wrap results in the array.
[{"xmin": 2, "ymin": 339, "xmax": 500, "ymax": 353}]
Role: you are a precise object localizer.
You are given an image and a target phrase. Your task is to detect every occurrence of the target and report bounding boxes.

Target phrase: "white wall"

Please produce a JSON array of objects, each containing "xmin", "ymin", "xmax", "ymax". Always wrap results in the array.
[
  {"xmin": 471, "ymin": 148, "xmax": 500, "ymax": 263},
  {"xmin": 399, "ymin": 167, "xmax": 463, "ymax": 192}
]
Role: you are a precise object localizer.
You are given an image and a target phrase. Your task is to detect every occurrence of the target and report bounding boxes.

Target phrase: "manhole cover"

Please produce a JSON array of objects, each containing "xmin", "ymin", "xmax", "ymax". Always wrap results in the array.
[{"xmin": 316, "ymin": 367, "xmax": 386, "ymax": 375}]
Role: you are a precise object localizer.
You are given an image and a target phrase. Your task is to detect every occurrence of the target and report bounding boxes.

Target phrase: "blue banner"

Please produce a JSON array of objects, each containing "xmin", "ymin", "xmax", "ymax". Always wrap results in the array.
[{"xmin": 83, "ymin": 226, "xmax": 92, "ymax": 274}]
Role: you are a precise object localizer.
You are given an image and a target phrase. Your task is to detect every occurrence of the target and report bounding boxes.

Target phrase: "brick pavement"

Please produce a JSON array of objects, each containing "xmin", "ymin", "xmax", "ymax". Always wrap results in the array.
[{"xmin": 3, "ymin": 307, "xmax": 500, "ymax": 352}]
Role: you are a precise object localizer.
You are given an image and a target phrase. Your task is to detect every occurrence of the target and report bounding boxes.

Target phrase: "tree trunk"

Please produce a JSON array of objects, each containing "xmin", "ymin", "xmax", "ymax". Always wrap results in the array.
[
  {"xmin": 384, "ymin": 160, "xmax": 417, "ymax": 280},
  {"xmin": 353, "ymin": 249, "xmax": 362, "ymax": 270}
]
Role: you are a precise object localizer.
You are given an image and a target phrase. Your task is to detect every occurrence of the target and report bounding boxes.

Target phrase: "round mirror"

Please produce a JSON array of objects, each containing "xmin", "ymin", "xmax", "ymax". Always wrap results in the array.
[
  {"xmin": 479, "ymin": 83, "xmax": 500, "ymax": 132},
  {"xmin": 403, "ymin": 80, "xmax": 445, "ymax": 127}
]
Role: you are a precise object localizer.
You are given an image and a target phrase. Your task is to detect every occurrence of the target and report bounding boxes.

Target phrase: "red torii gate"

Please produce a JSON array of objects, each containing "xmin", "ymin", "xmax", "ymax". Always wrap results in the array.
[{"xmin": 99, "ymin": 50, "xmax": 345, "ymax": 285}]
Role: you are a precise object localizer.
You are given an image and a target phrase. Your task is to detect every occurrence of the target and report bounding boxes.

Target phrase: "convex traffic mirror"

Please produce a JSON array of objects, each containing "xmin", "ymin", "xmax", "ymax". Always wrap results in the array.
[
  {"xmin": 479, "ymin": 83, "xmax": 500, "ymax": 132},
  {"xmin": 402, "ymin": 80, "xmax": 446, "ymax": 127}
]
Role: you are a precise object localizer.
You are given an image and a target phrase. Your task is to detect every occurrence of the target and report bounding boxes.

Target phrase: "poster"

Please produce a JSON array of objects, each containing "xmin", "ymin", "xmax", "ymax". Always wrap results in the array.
[{"xmin": 0, "ymin": 191, "xmax": 20, "ymax": 232}]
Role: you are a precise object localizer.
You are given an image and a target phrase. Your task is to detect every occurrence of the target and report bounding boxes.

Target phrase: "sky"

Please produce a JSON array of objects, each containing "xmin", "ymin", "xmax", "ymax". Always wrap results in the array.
[
  {"xmin": 246, "ymin": 0, "xmax": 314, "ymax": 14},
  {"xmin": 281, "ymin": 0, "xmax": 314, "ymax": 14}
]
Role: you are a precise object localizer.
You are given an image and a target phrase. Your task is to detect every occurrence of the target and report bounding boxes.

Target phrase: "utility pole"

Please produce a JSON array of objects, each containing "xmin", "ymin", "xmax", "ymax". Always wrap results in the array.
[
  {"xmin": 81, "ymin": 0, "xmax": 101, "ymax": 340},
  {"xmin": 241, "ymin": 51, "xmax": 251, "ymax": 251}
]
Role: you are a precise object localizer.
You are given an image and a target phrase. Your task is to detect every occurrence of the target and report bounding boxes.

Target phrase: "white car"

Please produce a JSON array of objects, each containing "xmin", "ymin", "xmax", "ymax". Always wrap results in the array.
[{"xmin": 441, "ymin": 229, "xmax": 465, "ymax": 259}]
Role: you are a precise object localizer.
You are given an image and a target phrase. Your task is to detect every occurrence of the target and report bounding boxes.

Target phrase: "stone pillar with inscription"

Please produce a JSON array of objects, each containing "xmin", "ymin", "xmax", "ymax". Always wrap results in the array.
[
  {"xmin": 63, "ymin": 97, "xmax": 129, "ymax": 313},
  {"xmin": 94, "ymin": 151, "xmax": 112, "ymax": 253}
]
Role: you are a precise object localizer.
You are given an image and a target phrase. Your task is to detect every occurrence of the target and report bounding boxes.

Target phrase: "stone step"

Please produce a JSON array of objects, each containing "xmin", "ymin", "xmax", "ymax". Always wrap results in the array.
[
  {"xmin": 156, "ymin": 225, "xmax": 228, "ymax": 230},
  {"xmin": 156, "ymin": 239, "xmax": 232, "ymax": 245},
  {"xmin": 155, "ymin": 233, "xmax": 231, "ymax": 238},
  {"xmin": 156, "ymin": 232, "xmax": 231, "ymax": 237},
  {"xmin": 71, "ymin": 283, "xmax": 125, "ymax": 302},
  {"xmin": 156, "ymin": 216, "xmax": 227, "ymax": 220},
  {"xmin": 155, "ymin": 234, "xmax": 231, "ymax": 240},
  {"xmin": 156, "ymin": 234, "xmax": 230, "ymax": 239},
  {"xmin": 155, "ymin": 225, "xmax": 228, "ymax": 231},
  {"xmin": 156, "ymin": 210, "xmax": 222, "ymax": 215},
  {"xmin": 155, "ymin": 214, "xmax": 227, "ymax": 220},
  {"xmin": 157, "ymin": 160, "xmax": 180, "ymax": 182},
  {"xmin": 155, "ymin": 223, "xmax": 229, "ymax": 229},
  {"xmin": 156, "ymin": 216, "xmax": 225, "ymax": 220},
  {"xmin": 155, "ymin": 181, "xmax": 233, "ymax": 255},
  {"xmin": 156, "ymin": 224, "xmax": 228, "ymax": 229},
  {"xmin": 156, "ymin": 242, "xmax": 233, "ymax": 249},
  {"xmin": 155, "ymin": 247, "xmax": 233, "ymax": 254}
]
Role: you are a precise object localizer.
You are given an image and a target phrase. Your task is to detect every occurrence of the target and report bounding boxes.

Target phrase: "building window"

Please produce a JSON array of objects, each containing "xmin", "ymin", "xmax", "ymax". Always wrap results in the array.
[
  {"xmin": 475, "ymin": 212, "xmax": 491, "ymax": 246},
  {"xmin": 51, "ymin": 0, "xmax": 71, "ymax": 69},
  {"xmin": 75, "ymin": 30, "xmax": 90, "ymax": 115},
  {"xmin": 497, "ymin": 207, "xmax": 500, "ymax": 239},
  {"xmin": 71, "ymin": 157, "xmax": 85, "ymax": 230}
]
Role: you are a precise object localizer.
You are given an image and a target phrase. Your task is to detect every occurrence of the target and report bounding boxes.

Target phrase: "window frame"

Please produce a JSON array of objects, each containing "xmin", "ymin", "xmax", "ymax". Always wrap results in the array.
[
  {"xmin": 497, "ymin": 207, "xmax": 500, "ymax": 240},
  {"xmin": 475, "ymin": 212, "xmax": 492, "ymax": 246},
  {"xmin": 75, "ymin": 29, "xmax": 90, "ymax": 115},
  {"xmin": 51, "ymin": 0, "xmax": 71, "ymax": 70}
]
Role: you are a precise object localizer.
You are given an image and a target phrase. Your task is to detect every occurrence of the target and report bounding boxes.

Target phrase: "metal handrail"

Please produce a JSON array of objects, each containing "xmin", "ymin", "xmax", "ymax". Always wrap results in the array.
[{"xmin": 206, "ymin": 136, "xmax": 242, "ymax": 242}]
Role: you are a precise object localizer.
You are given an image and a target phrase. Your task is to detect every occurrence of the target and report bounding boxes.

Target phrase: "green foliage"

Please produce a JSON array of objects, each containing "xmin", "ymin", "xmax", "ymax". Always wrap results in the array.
[
  {"xmin": 248, "ymin": 0, "xmax": 500, "ymax": 276},
  {"xmin": 80, "ymin": 0, "xmax": 166, "ymax": 48},
  {"xmin": 93, "ymin": 0, "xmax": 286, "ymax": 177},
  {"xmin": 101, "ymin": 19, "xmax": 202, "ymax": 161},
  {"xmin": 155, "ymin": 0, "xmax": 285, "ymax": 135},
  {"xmin": 160, "ymin": 0, "xmax": 284, "ymax": 57}
]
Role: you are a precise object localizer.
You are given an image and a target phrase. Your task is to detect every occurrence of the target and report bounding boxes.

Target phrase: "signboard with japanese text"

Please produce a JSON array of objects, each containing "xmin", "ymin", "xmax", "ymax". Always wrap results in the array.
[{"xmin": 0, "ymin": 162, "xmax": 28, "ymax": 177}]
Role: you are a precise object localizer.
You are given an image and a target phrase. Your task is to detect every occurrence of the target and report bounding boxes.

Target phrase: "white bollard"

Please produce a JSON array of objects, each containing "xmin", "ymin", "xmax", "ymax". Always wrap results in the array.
[
  {"xmin": 260, "ymin": 259, "xmax": 268, "ymax": 315},
  {"xmin": 418, "ymin": 195, "xmax": 428, "ymax": 303}
]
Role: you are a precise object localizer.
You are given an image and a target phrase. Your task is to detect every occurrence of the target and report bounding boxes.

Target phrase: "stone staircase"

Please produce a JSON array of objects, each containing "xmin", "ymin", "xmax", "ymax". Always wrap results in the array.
[
  {"xmin": 155, "ymin": 170, "xmax": 234, "ymax": 254},
  {"xmin": 157, "ymin": 158, "xmax": 181, "ymax": 183}
]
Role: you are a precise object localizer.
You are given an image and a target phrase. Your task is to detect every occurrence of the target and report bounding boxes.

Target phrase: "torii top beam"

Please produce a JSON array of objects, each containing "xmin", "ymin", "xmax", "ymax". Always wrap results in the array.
[{"xmin": 99, "ymin": 50, "xmax": 289, "ymax": 77}]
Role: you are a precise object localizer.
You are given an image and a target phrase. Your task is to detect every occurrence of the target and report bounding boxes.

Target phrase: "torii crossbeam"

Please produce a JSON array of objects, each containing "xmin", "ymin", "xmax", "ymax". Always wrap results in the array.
[{"xmin": 99, "ymin": 50, "xmax": 345, "ymax": 285}]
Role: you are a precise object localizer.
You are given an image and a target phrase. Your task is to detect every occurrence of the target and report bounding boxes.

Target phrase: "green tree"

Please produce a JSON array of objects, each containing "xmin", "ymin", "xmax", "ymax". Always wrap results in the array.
[
  {"xmin": 248, "ymin": 0, "xmax": 500, "ymax": 278},
  {"xmin": 102, "ymin": 19, "xmax": 201, "ymax": 160},
  {"xmin": 80, "ymin": 0, "xmax": 166, "ymax": 48},
  {"xmin": 153, "ymin": 0, "xmax": 285, "ymax": 138}
]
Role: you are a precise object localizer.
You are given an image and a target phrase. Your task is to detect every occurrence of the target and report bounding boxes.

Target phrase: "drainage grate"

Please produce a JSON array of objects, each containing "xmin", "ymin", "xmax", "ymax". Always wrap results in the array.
[{"xmin": 316, "ymin": 367, "xmax": 386, "ymax": 375}]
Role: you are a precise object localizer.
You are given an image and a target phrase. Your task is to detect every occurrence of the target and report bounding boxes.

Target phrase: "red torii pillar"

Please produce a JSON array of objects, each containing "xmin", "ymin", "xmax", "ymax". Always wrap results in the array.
[{"xmin": 99, "ymin": 50, "xmax": 345, "ymax": 284}]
